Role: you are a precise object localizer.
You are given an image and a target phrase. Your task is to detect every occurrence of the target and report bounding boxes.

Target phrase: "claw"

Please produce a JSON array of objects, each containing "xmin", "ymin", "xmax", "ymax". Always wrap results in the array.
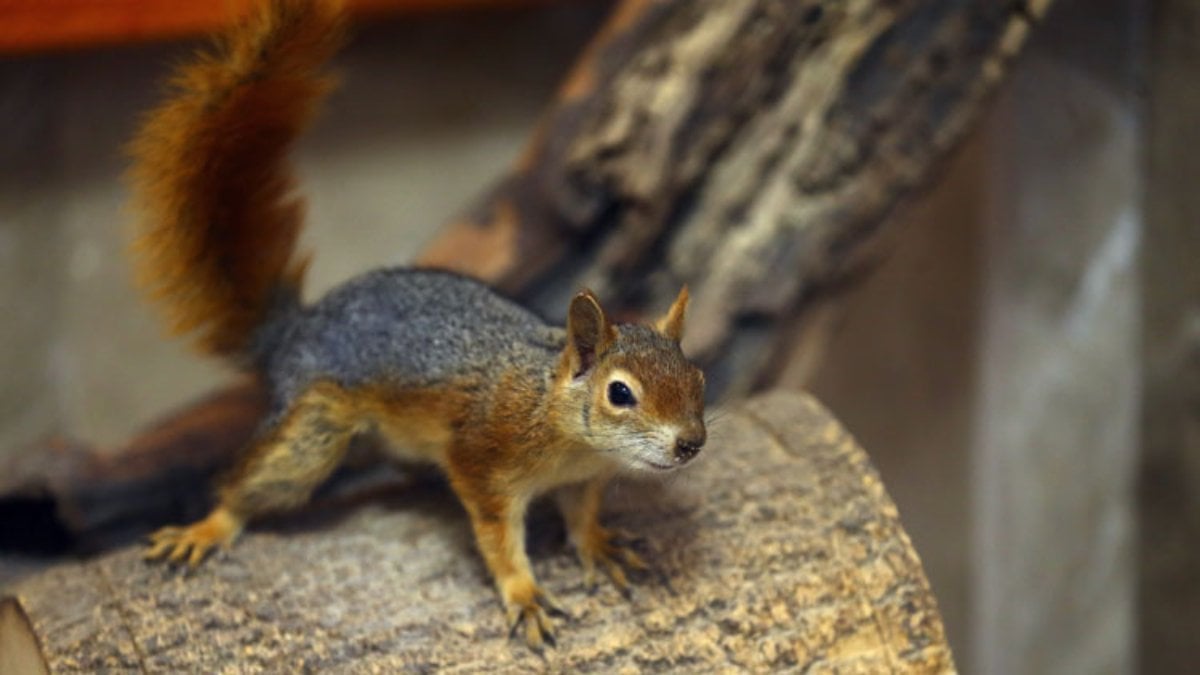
[
  {"xmin": 618, "ymin": 544, "xmax": 649, "ymax": 571},
  {"xmin": 541, "ymin": 622, "xmax": 558, "ymax": 649},
  {"xmin": 575, "ymin": 525, "xmax": 650, "ymax": 596},
  {"xmin": 167, "ymin": 540, "xmax": 194, "ymax": 564},
  {"xmin": 143, "ymin": 538, "xmax": 174, "ymax": 561},
  {"xmin": 143, "ymin": 508, "xmax": 243, "ymax": 568},
  {"xmin": 602, "ymin": 556, "xmax": 630, "ymax": 592},
  {"xmin": 507, "ymin": 599, "xmax": 557, "ymax": 651},
  {"xmin": 536, "ymin": 588, "xmax": 569, "ymax": 619},
  {"xmin": 581, "ymin": 557, "xmax": 599, "ymax": 591}
]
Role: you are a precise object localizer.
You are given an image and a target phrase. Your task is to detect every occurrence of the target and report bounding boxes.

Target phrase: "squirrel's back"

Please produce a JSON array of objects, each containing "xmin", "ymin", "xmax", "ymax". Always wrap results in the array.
[{"xmin": 262, "ymin": 269, "xmax": 566, "ymax": 408}]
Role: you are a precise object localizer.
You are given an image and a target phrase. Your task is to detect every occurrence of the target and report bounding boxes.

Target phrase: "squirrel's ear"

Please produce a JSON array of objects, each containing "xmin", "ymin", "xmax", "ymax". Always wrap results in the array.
[
  {"xmin": 655, "ymin": 285, "xmax": 689, "ymax": 343},
  {"xmin": 566, "ymin": 289, "xmax": 616, "ymax": 377}
]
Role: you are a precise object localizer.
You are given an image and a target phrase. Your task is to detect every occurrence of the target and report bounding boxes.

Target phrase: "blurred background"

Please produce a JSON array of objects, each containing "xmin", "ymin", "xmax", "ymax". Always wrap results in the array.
[{"xmin": 0, "ymin": 0, "xmax": 1193, "ymax": 672}]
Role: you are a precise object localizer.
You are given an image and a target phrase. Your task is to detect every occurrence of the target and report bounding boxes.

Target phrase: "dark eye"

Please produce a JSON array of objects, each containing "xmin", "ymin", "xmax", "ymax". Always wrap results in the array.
[{"xmin": 607, "ymin": 381, "xmax": 637, "ymax": 407}]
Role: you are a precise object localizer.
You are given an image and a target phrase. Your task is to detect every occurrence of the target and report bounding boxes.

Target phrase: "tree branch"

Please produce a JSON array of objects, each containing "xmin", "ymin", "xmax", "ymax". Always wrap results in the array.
[{"xmin": 421, "ymin": 0, "xmax": 1052, "ymax": 395}]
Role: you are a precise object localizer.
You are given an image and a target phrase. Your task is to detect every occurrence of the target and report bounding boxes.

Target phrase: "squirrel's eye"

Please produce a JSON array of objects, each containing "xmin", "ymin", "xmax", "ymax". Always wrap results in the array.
[{"xmin": 607, "ymin": 381, "xmax": 637, "ymax": 407}]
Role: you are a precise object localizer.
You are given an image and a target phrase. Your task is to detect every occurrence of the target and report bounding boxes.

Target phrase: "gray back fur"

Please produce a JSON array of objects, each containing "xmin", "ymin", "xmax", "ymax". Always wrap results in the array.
[{"xmin": 255, "ymin": 269, "xmax": 566, "ymax": 419}]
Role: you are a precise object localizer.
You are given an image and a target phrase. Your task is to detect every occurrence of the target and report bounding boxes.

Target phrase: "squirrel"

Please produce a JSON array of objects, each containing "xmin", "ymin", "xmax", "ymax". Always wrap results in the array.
[{"xmin": 130, "ymin": 0, "xmax": 706, "ymax": 649}]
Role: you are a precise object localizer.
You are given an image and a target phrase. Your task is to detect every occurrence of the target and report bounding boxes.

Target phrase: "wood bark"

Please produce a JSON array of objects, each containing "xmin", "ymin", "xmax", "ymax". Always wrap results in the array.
[
  {"xmin": 7, "ymin": 391, "xmax": 955, "ymax": 672},
  {"xmin": 420, "ymin": 0, "xmax": 1053, "ymax": 396}
]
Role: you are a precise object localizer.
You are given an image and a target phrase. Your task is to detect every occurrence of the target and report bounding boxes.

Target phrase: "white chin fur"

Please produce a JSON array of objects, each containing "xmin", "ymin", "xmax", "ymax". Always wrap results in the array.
[{"xmin": 620, "ymin": 452, "xmax": 680, "ymax": 473}]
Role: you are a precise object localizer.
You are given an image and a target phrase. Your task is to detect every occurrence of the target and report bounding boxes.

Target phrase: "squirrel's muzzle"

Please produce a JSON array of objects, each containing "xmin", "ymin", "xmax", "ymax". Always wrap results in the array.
[{"xmin": 673, "ymin": 424, "xmax": 706, "ymax": 464}]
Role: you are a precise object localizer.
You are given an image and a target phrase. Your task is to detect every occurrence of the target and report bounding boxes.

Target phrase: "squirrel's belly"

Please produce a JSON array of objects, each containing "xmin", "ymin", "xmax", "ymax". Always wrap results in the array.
[
  {"xmin": 351, "ymin": 383, "xmax": 470, "ymax": 467},
  {"xmin": 374, "ymin": 415, "xmax": 451, "ymax": 465}
]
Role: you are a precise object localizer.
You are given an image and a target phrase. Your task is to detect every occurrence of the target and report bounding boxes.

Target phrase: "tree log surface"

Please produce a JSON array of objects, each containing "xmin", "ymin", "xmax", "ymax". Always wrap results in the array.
[{"xmin": 10, "ymin": 391, "xmax": 953, "ymax": 673}]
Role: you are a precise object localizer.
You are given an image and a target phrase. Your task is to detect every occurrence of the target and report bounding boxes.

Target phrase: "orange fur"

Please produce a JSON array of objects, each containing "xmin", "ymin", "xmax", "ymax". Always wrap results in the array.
[
  {"xmin": 655, "ymin": 285, "xmax": 689, "ymax": 342},
  {"xmin": 128, "ymin": 0, "xmax": 344, "ymax": 358}
]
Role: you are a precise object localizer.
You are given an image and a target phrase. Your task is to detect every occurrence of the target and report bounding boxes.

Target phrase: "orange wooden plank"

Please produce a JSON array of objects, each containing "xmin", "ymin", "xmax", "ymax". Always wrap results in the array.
[{"xmin": 0, "ymin": 0, "xmax": 546, "ymax": 54}]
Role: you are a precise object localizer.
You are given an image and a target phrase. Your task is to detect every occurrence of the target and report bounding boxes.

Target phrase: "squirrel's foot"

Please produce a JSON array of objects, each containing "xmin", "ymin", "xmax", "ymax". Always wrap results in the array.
[
  {"xmin": 576, "ymin": 525, "xmax": 648, "ymax": 595},
  {"xmin": 504, "ymin": 585, "xmax": 565, "ymax": 651},
  {"xmin": 144, "ymin": 507, "xmax": 243, "ymax": 568}
]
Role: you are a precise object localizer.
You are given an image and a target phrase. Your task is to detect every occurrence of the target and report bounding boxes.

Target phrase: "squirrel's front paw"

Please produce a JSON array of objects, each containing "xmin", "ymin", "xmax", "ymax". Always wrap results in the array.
[
  {"xmin": 144, "ymin": 507, "xmax": 243, "ymax": 568},
  {"xmin": 504, "ymin": 585, "xmax": 566, "ymax": 651},
  {"xmin": 575, "ymin": 525, "xmax": 649, "ymax": 594}
]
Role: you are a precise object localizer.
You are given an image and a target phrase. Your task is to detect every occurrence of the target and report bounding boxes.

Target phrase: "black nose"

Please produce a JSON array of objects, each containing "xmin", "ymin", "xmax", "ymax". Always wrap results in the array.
[{"xmin": 674, "ymin": 436, "xmax": 704, "ymax": 463}]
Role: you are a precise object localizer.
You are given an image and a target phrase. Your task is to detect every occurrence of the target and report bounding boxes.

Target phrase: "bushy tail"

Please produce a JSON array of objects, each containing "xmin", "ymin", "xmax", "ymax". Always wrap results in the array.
[{"xmin": 129, "ymin": 0, "xmax": 345, "ymax": 363}]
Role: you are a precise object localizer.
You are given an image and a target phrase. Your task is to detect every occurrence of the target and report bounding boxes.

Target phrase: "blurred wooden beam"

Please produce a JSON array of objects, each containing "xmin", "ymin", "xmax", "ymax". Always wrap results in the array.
[
  {"xmin": 0, "ymin": 0, "xmax": 554, "ymax": 54},
  {"xmin": 0, "ymin": 380, "xmax": 267, "ymax": 553}
]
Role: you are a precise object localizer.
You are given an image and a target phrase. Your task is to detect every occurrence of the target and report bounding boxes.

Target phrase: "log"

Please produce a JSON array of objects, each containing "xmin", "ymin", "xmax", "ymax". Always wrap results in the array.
[
  {"xmin": 421, "ymin": 0, "xmax": 1054, "ymax": 396},
  {"xmin": 6, "ymin": 391, "xmax": 955, "ymax": 672}
]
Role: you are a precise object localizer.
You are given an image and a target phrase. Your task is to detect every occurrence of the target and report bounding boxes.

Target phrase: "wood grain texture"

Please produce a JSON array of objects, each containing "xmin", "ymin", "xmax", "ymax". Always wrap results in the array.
[
  {"xmin": 421, "ymin": 0, "xmax": 1052, "ymax": 396},
  {"xmin": 10, "ymin": 391, "xmax": 955, "ymax": 672}
]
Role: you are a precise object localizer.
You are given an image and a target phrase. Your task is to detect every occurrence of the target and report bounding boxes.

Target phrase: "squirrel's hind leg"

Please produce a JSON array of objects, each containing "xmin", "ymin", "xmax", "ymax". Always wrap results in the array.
[{"xmin": 145, "ymin": 381, "xmax": 362, "ymax": 567}]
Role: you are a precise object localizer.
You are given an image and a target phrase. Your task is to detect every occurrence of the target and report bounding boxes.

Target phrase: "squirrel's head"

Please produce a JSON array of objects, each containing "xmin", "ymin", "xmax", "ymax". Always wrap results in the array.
[{"xmin": 557, "ymin": 287, "xmax": 706, "ymax": 473}]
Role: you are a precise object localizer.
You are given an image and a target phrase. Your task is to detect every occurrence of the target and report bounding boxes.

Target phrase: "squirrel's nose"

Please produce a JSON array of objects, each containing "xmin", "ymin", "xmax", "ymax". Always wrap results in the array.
[{"xmin": 674, "ymin": 431, "xmax": 705, "ymax": 464}]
